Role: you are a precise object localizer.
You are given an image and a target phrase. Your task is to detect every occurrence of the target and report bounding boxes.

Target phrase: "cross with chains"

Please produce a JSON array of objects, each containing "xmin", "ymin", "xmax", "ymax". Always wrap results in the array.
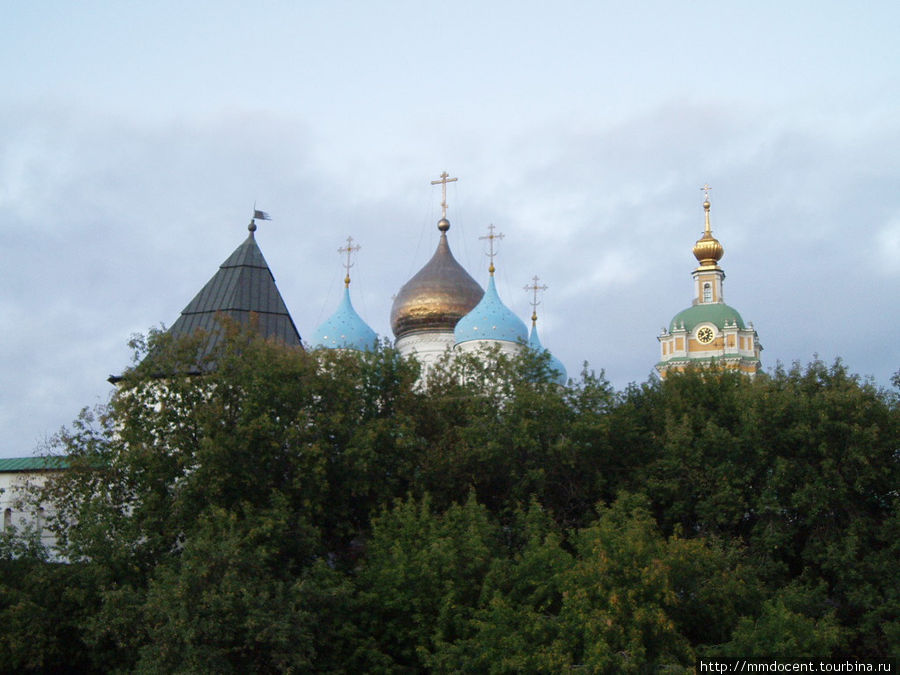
[
  {"xmin": 524, "ymin": 275, "xmax": 549, "ymax": 324},
  {"xmin": 338, "ymin": 235, "xmax": 361, "ymax": 287},
  {"xmin": 479, "ymin": 223, "xmax": 504, "ymax": 275},
  {"xmin": 431, "ymin": 171, "xmax": 458, "ymax": 219}
]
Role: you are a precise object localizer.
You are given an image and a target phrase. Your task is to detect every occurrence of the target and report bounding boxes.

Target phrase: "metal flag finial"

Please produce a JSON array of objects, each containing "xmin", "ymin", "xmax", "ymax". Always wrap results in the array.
[{"xmin": 249, "ymin": 204, "xmax": 271, "ymax": 233}]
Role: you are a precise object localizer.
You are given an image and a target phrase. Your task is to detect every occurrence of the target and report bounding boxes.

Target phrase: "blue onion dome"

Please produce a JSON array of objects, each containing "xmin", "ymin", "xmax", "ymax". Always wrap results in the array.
[
  {"xmin": 313, "ymin": 236, "xmax": 377, "ymax": 351},
  {"xmin": 312, "ymin": 286, "xmax": 378, "ymax": 350},
  {"xmin": 454, "ymin": 275, "xmax": 528, "ymax": 345},
  {"xmin": 528, "ymin": 323, "xmax": 567, "ymax": 385}
]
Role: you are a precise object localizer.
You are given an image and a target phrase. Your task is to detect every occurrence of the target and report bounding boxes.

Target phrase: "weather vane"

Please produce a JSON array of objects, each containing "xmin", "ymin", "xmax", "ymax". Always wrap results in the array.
[
  {"xmin": 249, "ymin": 204, "xmax": 271, "ymax": 233},
  {"xmin": 479, "ymin": 223, "xmax": 504, "ymax": 275},
  {"xmin": 431, "ymin": 171, "xmax": 458, "ymax": 220},
  {"xmin": 338, "ymin": 235, "xmax": 361, "ymax": 287},
  {"xmin": 524, "ymin": 275, "xmax": 549, "ymax": 324}
]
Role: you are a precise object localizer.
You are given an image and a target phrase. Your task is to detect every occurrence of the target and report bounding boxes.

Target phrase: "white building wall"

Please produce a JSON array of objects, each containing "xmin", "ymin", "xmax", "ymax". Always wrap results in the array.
[
  {"xmin": 395, "ymin": 331, "xmax": 457, "ymax": 372},
  {"xmin": 0, "ymin": 470, "xmax": 59, "ymax": 553},
  {"xmin": 454, "ymin": 339, "xmax": 522, "ymax": 359}
]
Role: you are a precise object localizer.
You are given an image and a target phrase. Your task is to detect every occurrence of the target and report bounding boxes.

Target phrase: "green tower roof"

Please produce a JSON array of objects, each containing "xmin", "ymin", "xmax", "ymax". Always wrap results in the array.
[{"xmin": 669, "ymin": 303, "xmax": 746, "ymax": 333}]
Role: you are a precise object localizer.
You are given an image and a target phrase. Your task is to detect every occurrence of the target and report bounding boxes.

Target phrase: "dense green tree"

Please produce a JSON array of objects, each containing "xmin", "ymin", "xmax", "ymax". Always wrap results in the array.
[
  {"xmin": 356, "ymin": 492, "xmax": 501, "ymax": 671},
  {"xmin": 136, "ymin": 502, "xmax": 318, "ymax": 673},
  {"xmin": 32, "ymin": 324, "xmax": 426, "ymax": 671},
  {"xmin": 615, "ymin": 360, "xmax": 899, "ymax": 661},
  {"xmin": 424, "ymin": 500, "xmax": 574, "ymax": 672},
  {"xmin": 0, "ymin": 528, "xmax": 97, "ymax": 673},
  {"xmin": 426, "ymin": 494, "xmax": 768, "ymax": 673},
  {"xmin": 413, "ymin": 347, "xmax": 616, "ymax": 527},
  {"xmin": 555, "ymin": 493, "xmax": 694, "ymax": 672},
  {"xmin": 708, "ymin": 581, "xmax": 845, "ymax": 660},
  {"xmin": 1, "ymin": 325, "xmax": 893, "ymax": 670},
  {"xmin": 429, "ymin": 494, "xmax": 696, "ymax": 674}
]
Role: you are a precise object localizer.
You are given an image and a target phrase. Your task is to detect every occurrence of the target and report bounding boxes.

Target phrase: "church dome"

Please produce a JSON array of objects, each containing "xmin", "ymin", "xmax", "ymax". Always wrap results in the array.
[
  {"xmin": 528, "ymin": 324, "xmax": 567, "ymax": 385},
  {"xmin": 692, "ymin": 198, "xmax": 724, "ymax": 266},
  {"xmin": 669, "ymin": 302, "xmax": 746, "ymax": 333},
  {"xmin": 391, "ymin": 220, "xmax": 483, "ymax": 339},
  {"xmin": 454, "ymin": 276, "xmax": 528, "ymax": 345},
  {"xmin": 312, "ymin": 286, "xmax": 377, "ymax": 351}
]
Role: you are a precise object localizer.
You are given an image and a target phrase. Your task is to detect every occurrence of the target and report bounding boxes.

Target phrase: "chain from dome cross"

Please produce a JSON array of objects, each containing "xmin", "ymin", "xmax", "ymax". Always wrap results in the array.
[
  {"xmin": 430, "ymin": 171, "xmax": 458, "ymax": 220},
  {"xmin": 524, "ymin": 274, "xmax": 549, "ymax": 324},
  {"xmin": 479, "ymin": 223, "xmax": 504, "ymax": 275},
  {"xmin": 338, "ymin": 235, "xmax": 361, "ymax": 287}
]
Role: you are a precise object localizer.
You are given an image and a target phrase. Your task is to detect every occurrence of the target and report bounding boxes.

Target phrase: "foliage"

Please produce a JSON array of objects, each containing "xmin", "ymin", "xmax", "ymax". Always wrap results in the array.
[
  {"xmin": 1, "ymin": 325, "xmax": 896, "ymax": 671},
  {"xmin": 0, "ymin": 527, "xmax": 96, "ymax": 673}
]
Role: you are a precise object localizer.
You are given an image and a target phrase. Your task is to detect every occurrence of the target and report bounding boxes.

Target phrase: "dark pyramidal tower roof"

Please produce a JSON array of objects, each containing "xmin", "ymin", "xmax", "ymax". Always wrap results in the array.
[{"xmin": 168, "ymin": 222, "xmax": 303, "ymax": 351}]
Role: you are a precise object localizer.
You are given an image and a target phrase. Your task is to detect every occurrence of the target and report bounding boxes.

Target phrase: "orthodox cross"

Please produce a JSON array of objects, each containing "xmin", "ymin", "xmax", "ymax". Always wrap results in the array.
[
  {"xmin": 431, "ymin": 171, "xmax": 458, "ymax": 219},
  {"xmin": 479, "ymin": 223, "xmax": 504, "ymax": 275},
  {"xmin": 338, "ymin": 235, "xmax": 361, "ymax": 287},
  {"xmin": 524, "ymin": 275, "xmax": 549, "ymax": 325},
  {"xmin": 700, "ymin": 183, "xmax": 712, "ymax": 200}
]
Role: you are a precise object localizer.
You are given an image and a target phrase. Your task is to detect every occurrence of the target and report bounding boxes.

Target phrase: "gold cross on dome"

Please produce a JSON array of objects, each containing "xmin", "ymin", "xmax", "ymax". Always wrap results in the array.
[
  {"xmin": 479, "ymin": 223, "xmax": 504, "ymax": 275},
  {"xmin": 524, "ymin": 275, "xmax": 549, "ymax": 324},
  {"xmin": 338, "ymin": 235, "xmax": 361, "ymax": 287},
  {"xmin": 700, "ymin": 183, "xmax": 712, "ymax": 200},
  {"xmin": 431, "ymin": 171, "xmax": 458, "ymax": 219}
]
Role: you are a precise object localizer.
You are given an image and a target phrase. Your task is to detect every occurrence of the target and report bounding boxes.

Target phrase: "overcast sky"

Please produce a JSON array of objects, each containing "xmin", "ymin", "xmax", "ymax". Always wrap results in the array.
[{"xmin": 2, "ymin": 1, "xmax": 898, "ymax": 457}]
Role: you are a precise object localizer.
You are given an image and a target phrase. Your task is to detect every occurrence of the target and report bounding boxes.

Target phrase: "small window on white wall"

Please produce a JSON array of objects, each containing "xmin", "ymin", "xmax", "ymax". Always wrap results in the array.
[
  {"xmin": 703, "ymin": 282, "xmax": 712, "ymax": 303},
  {"xmin": 3, "ymin": 508, "xmax": 11, "ymax": 531}
]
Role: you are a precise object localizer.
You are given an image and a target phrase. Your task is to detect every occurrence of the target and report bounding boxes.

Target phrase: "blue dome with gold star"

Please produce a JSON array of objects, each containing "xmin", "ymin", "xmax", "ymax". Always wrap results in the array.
[
  {"xmin": 312, "ymin": 286, "xmax": 377, "ymax": 351},
  {"xmin": 454, "ymin": 276, "xmax": 528, "ymax": 345}
]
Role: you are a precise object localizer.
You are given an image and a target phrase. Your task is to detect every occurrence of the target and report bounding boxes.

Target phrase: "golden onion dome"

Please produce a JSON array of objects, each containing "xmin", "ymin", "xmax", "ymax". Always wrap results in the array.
[
  {"xmin": 692, "ymin": 198, "xmax": 724, "ymax": 266},
  {"xmin": 391, "ymin": 219, "xmax": 484, "ymax": 339}
]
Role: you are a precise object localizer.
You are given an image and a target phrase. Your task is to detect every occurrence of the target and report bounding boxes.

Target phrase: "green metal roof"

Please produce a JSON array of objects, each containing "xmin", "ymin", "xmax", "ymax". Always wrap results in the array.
[
  {"xmin": 669, "ymin": 302, "xmax": 747, "ymax": 332},
  {"xmin": 0, "ymin": 456, "xmax": 69, "ymax": 472},
  {"xmin": 169, "ymin": 231, "xmax": 303, "ymax": 352}
]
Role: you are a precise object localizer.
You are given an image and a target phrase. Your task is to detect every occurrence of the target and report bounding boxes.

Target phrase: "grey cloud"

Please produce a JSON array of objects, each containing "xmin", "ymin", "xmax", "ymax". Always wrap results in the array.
[{"xmin": 2, "ymin": 101, "xmax": 899, "ymax": 457}]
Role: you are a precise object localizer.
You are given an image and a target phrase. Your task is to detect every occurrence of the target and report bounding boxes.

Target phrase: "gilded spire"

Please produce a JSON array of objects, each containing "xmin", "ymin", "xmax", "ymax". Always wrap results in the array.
[
  {"xmin": 338, "ymin": 235, "xmax": 361, "ymax": 288},
  {"xmin": 700, "ymin": 184, "xmax": 712, "ymax": 233},
  {"xmin": 479, "ymin": 224, "xmax": 504, "ymax": 275},
  {"xmin": 692, "ymin": 185, "xmax": 724, "ymax": 267},
  {"xmin": 431, "ymin": 171, "xmax": 458, "ymax": 232},
  {"xmin": 525, "ymin": 275, "xmax": 548, "ymax": 326}
]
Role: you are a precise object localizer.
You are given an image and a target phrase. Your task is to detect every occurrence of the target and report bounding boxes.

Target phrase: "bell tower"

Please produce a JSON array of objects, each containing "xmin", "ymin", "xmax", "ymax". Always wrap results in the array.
[{"xmin": 656, "ymin": 187, "xmax": 762, "ymax": 377}]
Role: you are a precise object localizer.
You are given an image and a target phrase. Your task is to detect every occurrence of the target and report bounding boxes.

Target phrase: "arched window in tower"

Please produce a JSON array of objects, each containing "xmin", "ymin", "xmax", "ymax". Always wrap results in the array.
[{"xmin": 703, "ymin": 282, "xmax": 712, "ymax": 303}]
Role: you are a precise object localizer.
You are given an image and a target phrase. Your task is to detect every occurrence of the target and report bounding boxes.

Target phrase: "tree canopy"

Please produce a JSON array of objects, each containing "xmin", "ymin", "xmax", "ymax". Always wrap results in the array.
[{"xmin": 2, "ymin": 324, "xmax": 897, "ymax": 672}]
